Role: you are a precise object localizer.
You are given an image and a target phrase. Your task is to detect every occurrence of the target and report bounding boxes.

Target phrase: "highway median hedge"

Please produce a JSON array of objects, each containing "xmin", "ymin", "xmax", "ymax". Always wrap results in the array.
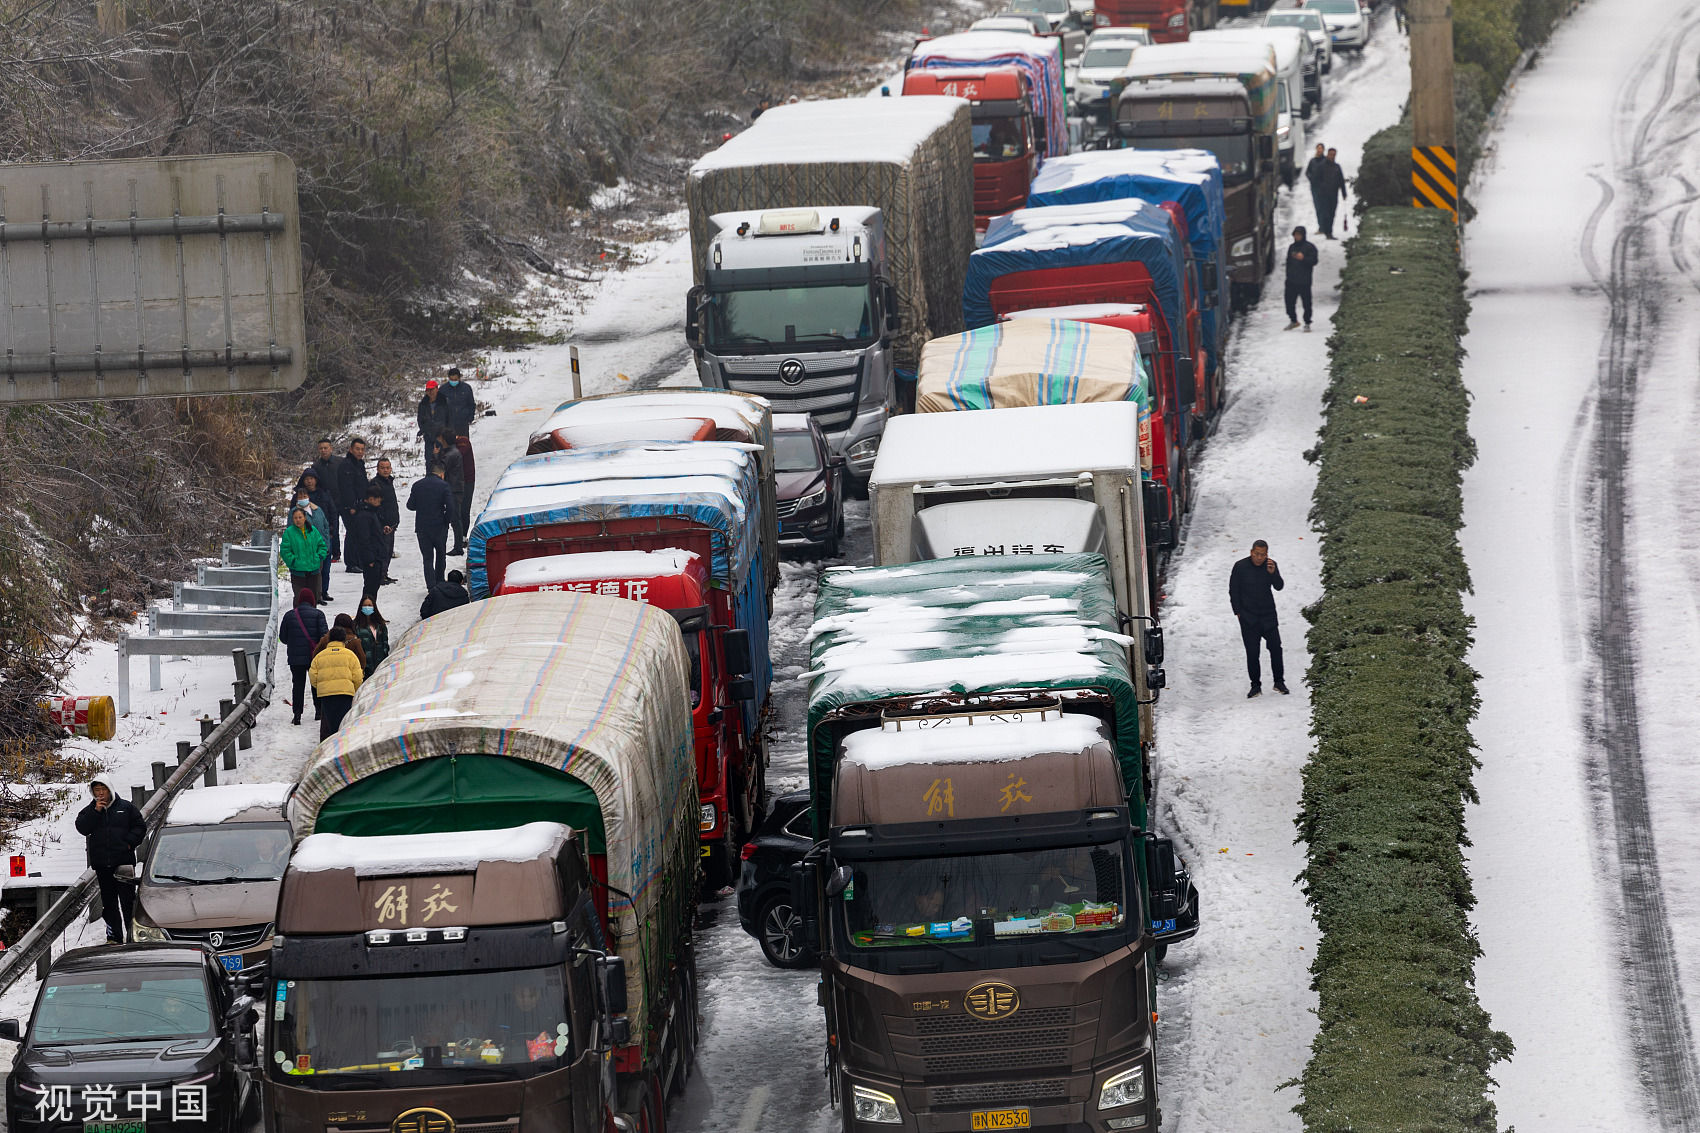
[{"xmin": 1296, "ymin": 208, "xmax": 1512, "ymax": 1132}]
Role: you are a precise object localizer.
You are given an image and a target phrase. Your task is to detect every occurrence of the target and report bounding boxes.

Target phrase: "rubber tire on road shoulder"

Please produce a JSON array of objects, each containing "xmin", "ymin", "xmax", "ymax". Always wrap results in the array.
[
  {"xmin": 622, "ymin": 1072, "xmax": 663, "ymax": 1133},
  {"xmin": 756, "ymin": 893, "xmax": 815, "ymax": 969}
]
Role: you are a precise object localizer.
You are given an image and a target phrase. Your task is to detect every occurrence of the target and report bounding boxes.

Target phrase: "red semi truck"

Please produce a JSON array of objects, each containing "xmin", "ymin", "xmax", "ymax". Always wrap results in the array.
[
  {"xmin": 901, "ymin": 67, "xmax": 1039, "ymax": 231},
  {"xmin": 1095, "ymin": 0, "xmax": 1217, "ymax": 41}
]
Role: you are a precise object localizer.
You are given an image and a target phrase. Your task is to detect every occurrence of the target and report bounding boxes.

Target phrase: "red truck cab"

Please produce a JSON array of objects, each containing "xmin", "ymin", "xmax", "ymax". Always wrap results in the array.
[
  {"xmin": 902, "ymin": 68, "xmax": 1038, "ymax": 232},
  {"xmin": 1095, "ymin": 0, "xmax": 1200, "ymax": 41}
]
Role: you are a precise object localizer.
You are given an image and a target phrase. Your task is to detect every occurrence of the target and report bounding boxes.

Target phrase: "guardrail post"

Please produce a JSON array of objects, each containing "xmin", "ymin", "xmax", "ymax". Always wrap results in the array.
[
  {"xmin": 232, "ymin": 650, "xmax": 254, "ymax": 749},
  {"xmin": 117, "ymin": 636, "xmax": 131, "ymax": 717},
  {"xmin": 35, "ymin": 889, "xmax": 55, "ymax": 980},
  {"xmin": 130, "ymin": 785, "xmax": 148, "ymax": 807},
  {"xmin": 147, "ymin": 607, "xmax": 162, "ymax": 692},
  {"xmin": 177, "ymin": 740, "xmax": 192, "ymax": 766},
  {"xmin": 203, "ymin": 760, "xmax": 218, "ymax": 787},
  {"xmin": 218, "ymin": 699, "xmax": 237, "ymax": 767},
  {"xmin": 151, "ymin": 761, "xmax": 168, "ymax": 789}
]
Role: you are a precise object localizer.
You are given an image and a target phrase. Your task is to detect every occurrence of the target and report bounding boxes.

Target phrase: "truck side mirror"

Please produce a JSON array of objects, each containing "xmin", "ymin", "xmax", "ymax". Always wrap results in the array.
[
  {"xmin": 0, "ymin": 1018, "xmax": 21, "ymax": 1042},
  {"xmin": 825, "ymin": 864, "xmax": 854, "ymax": 898},
  {"xmin": 1143, "ymin": 624, "xmax": 1164, "ymax": 667},
  {"xmin": 723, "ymin": 627, "xmax": 752, "ymax": 676},
  {"xmin": 789, "ymin": 863, "xmax": 821, "ymax": 953},
  {"xmin": 1175, "ymin": 354, "xmax": 1197, "ymax": 409},
  {"xmin": 596, "ymin": 955, "xmax": 628, "ymax": 1016},
  {"xmin": 882, "ymin": 281, "xmax": 901, "ymax": 334},
  {"xmin": 728, "ymin": 677, "xmax": 756, "ymax": 703},
  {"xmin": 225, "ymin": 995, "xmax": 259, "ymax": 1032},
  {"xmin": 1147, "ymin": 666, "xmax": 1166, "ymax": 691},
  {"xmin": 684, "ymin": 285, "xmax": 704, "ymax": 348},
  {"xmin": 1200, "ymin": 262, "xmax": 1219, "ymax": 300},
  {"xmin": 1144, "ymin": 836, "xmax": 1200, "ymax": 945},
  {"xmin": 1258, "ymin": 134, "xmax": 1276, "ymax": 161}
]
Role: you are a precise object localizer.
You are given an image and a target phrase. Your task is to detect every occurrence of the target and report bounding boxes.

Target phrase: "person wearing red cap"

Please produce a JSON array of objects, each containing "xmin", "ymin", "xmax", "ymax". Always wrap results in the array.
[
  {"xmin": 418, "ymin": 379, "xmax": 448, "ymax": 468},
  {"xmin": 277, "ymin": 584, "xmax": 329, "ymax": 726}
]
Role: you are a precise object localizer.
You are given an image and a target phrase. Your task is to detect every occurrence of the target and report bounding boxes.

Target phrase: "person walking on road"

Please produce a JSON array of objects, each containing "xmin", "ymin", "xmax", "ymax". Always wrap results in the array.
[
  {"xmin": 1394, "ymin": 0, "xmax": 1408, "ymax": 33},
  {"xmin": 1284, "ymin": 226, "xmax": 1320, "ymax": 331},
  {"xmin": 1304, "ymin": 142, "xmax": 1328, "ymax": 221},
  {"xmin": 299, "ymin": 439, "xmax": 344, "ymax": 562},
  {"xmin": 417, "ymin": 379, "xmax": 448, "ymax": 467},
  {"xmin": 345, "ymin": 484, "xmax": 390, "ymax": 601},
  {"xmin": 435, "ymin": 430, "xmax": 468, "ymax": 555},
  {"xmin": 372, "ymin": 458, "xmax": 400, "ymax": 584},
  {"xmin": 1229, "ymin": 539, "xmax": 1287, "ymax": 698},
  {"xmin": 1310, "ymin": 147, "xmax": 1349, "ymax": 238},
  {"xmin": 74, "ymin": 780, "xmax": 146, "ymax": 943},
  {"xmin": 336, "ymin": 438, "xmax": 370, "ymax": 574},
  {"xmin": 420, "ymin": 569, "xmax": 471, "ymax": 620},
  {"xmin": 279, "ymin": 586, "xmax": 329, "ymax": 725},
  {"xmin": 354, "ymin": 597, "xmax": 390, "ymax": 677},
  {"xmin": 308, "ymin": 627, "xmax": 364, "ymax": 739},
  {"xmin": 407, "ymin": 462, "xmax": 456, "ymax": 585},
  {"xmin": 282, "ymin": 506, "xmax": 329, "ymax": 604}
]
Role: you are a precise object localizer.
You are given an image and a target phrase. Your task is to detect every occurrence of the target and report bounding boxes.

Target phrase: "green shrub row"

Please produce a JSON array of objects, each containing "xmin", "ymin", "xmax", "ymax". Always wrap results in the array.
[
  {"xmin": 1357, "ymin": 0, "xmax": 1578, "ymax": 210},
  {"xmin": 1295, "ymin": 208, "xmax": 1512, "ymax": 1132}
]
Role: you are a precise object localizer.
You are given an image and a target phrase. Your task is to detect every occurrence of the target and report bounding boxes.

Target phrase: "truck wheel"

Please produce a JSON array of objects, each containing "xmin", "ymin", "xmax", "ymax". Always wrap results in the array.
[
  {"xmin": 757, "ymin": 893, "xmax": 815, "ymax": 969},
  {"xmin": 621, "ymin": 1073, "xmax": 663, "ymax": 1133}
]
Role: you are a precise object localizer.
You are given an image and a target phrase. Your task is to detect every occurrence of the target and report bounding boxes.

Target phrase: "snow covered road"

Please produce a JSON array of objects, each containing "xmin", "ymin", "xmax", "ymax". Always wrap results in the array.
[{"xmin": 1464, "ymin": 0, "xmax": 1700, "ymax": 1126}]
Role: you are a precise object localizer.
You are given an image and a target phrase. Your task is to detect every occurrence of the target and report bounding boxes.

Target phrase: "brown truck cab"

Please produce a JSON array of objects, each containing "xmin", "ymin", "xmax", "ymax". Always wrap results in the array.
[
  {"xmin": 818, "ymin": 710, "xmax": 1181, "ymax": 1133},
  {"xmin": 263, "ymin": 823, "xmax": 634, "ymax": 1132}
]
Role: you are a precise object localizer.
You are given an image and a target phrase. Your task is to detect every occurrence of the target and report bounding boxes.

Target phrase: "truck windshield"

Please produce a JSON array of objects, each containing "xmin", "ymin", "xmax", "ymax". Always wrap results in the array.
[
  {"xmin": 270, "ymin": 967, "xmax": 570, "ymax": 1086},
  {"xmin": 149, "ymin": 821, "xmax": 293, "ymax": 883},
  {"xmin": 705, "ymin": 284, "xmax": 876, "ymax": 351},
  {"xmin": 972, "ymin": 116, "xmax": 1030, "ymax": 160},
  {"xmin": 1123, "ymin": 133, "xmax": 1253, "ymax": 180},
  {"xmin": 839, "ymin": 843, "xmax": 1130, "ymax": 955}
]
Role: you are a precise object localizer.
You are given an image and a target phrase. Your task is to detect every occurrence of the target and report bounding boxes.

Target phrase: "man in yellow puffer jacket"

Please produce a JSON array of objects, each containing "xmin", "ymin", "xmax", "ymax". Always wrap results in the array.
[{"xmin": 308, "ymin": 627, "xmax": 365, "ymax": 740}]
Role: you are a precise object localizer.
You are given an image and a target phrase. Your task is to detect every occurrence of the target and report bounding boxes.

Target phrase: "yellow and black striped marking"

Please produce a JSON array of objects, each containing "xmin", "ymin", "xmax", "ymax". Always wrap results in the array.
[{"xmin": 1411, "ymin": 145, "xmax": 1458, "ymax": 217}]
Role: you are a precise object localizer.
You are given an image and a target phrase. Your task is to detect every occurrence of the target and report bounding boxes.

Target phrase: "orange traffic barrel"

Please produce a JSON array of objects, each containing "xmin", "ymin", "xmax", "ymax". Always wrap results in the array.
[{"xmin": 39, "ymin": 695, "xmax": 117, "ymax": 741}]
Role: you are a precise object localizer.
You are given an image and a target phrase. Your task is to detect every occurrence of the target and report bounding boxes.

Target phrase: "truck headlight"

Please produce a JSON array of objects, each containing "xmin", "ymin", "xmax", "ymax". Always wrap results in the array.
[
  {"xmin": 1230, "ymin": 236, "xmax": 1255, "ymax": 259},
  {"xmin": 1168, "ymin": 11, "xmax": 1186, "ymax": 24},
  {"xmin": 133, "ymin": 920, "xmax": 168, "ymax": 942},
  {"xmin": 848, "ymin": 437, "xmax": 880, "ymax": 462},
  {"xmin": 851, "ymin": 1085, "xmax": 902, "ymax": 1124},
  {"xmin": 1098, "ymin": 1065, "xmax": 1147, "ymax": 1109},
  {"xmin": 700, "ymin": 804, "xmax": 717, "ymax": 832}
]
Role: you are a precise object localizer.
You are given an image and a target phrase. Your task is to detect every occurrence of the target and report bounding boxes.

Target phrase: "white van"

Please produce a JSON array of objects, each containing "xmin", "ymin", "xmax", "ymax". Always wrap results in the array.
[{"xmin": 1192, "ymin": 28, "xmax": 1311, "ymax": 185}]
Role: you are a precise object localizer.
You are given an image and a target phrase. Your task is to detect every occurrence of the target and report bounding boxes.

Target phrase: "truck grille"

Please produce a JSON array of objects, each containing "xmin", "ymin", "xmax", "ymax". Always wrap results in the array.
[
  {"xmin": 930, "ymin": 1078, "xmax": 1070, "ymax": 1107},
  {"xmin": 912, "ymin": 1007, "xmax": 1074, "ymax": 1075},
  {"xmin": 718, "ymin": 357, "xmax": 862, "ymax": 433},
  {"xmin": 165, "ymin": 923, "xmax": 271, "ymax": 951}
]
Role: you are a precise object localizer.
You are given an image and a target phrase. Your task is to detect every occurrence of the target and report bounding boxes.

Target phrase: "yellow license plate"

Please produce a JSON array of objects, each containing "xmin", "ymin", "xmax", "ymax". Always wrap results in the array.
[{"xmin": 970, "ymin": 1109, "xmax": 1030, "ymax": 1130}]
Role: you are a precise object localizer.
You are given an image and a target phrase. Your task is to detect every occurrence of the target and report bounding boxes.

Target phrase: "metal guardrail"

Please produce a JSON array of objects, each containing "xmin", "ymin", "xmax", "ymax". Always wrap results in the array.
[{"xmin": 0, "ymin": 532, "xmax": 282, "ymax": 998}]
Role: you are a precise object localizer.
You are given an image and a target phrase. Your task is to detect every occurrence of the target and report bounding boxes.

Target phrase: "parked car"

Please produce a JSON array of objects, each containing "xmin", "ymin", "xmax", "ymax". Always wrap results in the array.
[
  {"xmin": 1265, "ymin": 5, "xmax": 1332, "ymax": 72},
  {"xmin": 972, "ymin": 11, "xmax": 1052, "ymax": 34},
  {"xmin": 131, "ymin": 783, "xmax": 294, "ymax": 978},
  {"xmin": 1007, "ymin": 0, "xmax": 1090, "ymax": 58},
  {"xmin": 773, "ymin": 412, "xmax": 845, "ymax": 557},
  {"xmin": 1, "ymin": 944, "xmax": 259, "ymax": 1133},
  {"xmin": 1303, "ymin": 0, "xmax": 1369, "ymax": 50},
  {"xmin": 735, "ymin": 789, "xmax": 815, "ymax": 969}
]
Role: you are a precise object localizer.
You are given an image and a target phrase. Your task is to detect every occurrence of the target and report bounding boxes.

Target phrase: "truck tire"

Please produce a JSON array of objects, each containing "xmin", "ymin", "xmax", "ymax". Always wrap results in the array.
[{"xmin": 620, "ymin": 1073, "xmax": 663, "ymax": 1133}]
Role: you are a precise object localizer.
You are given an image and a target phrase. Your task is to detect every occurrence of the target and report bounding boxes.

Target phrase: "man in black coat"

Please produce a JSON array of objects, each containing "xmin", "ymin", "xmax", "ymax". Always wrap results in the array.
[
  {"xmin": 441, "ymin": 367, "xmax": 477, "ymax": 438},
  {"xmin": 336, "ymin": 438, "xmax": 370, "ymax": 573},
  {"xmin": 435, "ymin": 430, "xmax": 468, "ymax": 555},
  {"xmin": 345, "ymin": 484, "xmax": 389, "ymax": 601},
  {"xmin": 74, "ymin": 780, "xmax": 147, "ymax": 942},
  {"xmin": 278, "ymin": 586, "xmax": 329, "ymax": 725},
  {"xmin": 297, "ymin": 439, "xmax": 344, "ymax": 560},
  {"xmin": 1229, "ymin": 539, "xmax": 1287, "ymax": 698},
  {"xmin": 373, "ymin": 457, "xmax": 400, "ymax": 584},
  {"xmin": 1284, "ymin": 226, "xmax": 1320, "ymax": 332},
  {"xmin": 420, "ymin": 569, "xmax": 471, "ymax": 620},
  {"xmin": 417, "ymin": 380, "xmax": 449, "ymax": 467},
  {"xmin": 407, "ymin": 464, "xmax": 456, "ymax": 586},
  {"xmin": 1310, "ymin": 147, "xmax": 1349, "ymax": 238}
]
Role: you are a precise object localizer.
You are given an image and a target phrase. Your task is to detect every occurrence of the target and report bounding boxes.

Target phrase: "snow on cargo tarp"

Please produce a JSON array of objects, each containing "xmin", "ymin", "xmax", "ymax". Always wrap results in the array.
[
  {"xmin": 290, "ymin": 822, "xmax": 570, "ymax": 875},
  {"xmin": 915, "ymin": 319, "xmax": 1152, "ymax": 415},
  {"xmin": 504, "ymin": 550, "xmax": 702, "ymax": 589},
  {"xmin": 907, "ymin": 32, "xmax": 1069, "ymax": 160},
  {"xmin": 165, "ymin": 782, "xmax": 291, "ymax": 826},
  {"xmin": 807, "ymin": 554, "xmax": 1144, "ymax": 835},
  {"xmin": 841, "ymin": 714, "xmax": 1111, "ymax": 770},
  {"xmin": 871, "ymin": 397, "xmax": 1143, "ymax": 487},
  {"xmin": 289, "ymin": 592, "xmax": 696, "ymax": 1055},
  {"xmin": 1024, "ymin": 150, "xmax": 1228, "ymax": 376},
  {"xmin": 1117, "ymin": 43, "xmax": 1278, "ymax": 134},
  {"xmin": 686, "ymin": 97, "xmax": 975, "ymax": 370},
  {"xmin": 967, "ymin": 200, "xmax": 1189, "ymax": 342},
  {"xmin": 532, "ymin": 388, "xmax": 772, "ymax": 448},
  {"xmin": 469, "ymin": 444, "xmax": 762, "ymax": 597}
]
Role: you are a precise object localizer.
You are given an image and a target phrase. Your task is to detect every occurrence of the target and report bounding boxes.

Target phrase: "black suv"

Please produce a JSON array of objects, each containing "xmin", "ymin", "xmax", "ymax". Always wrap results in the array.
[
  {"xmin": 735, "ymin": 789, "xmax": 817, "ymax": 968},
  {"xmin": 2, "ymin": 943, "xmax": 259, "ymax": 1133}
]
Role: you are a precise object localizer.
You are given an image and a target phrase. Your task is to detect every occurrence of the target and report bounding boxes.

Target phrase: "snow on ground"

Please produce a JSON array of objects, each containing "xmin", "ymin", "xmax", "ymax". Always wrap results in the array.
[
  {"xmin": 1463, "ymin": 0, "xmax": 1700, "ymax": 1125},
  {"xmin": 1148, "ymin": 17, "xmax": 1409, "ymax": 1130}
]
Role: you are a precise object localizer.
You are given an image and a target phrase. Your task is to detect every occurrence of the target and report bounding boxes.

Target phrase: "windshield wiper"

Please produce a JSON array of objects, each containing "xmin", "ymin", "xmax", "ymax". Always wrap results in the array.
[
  {"xmin": 314, "ymin": 1074, "xmax": 386, "ymax": 1089},
  {"xmin": 149, "ymin": 874, "xmax": 205, "ymax": 883}
]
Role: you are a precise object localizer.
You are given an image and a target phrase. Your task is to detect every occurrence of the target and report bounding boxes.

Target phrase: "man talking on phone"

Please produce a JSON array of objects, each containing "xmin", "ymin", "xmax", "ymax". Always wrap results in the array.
[
  {"xmin": 75, "ymin": 779, "xmax": 147, "ymax": 942},
  {"xmin": 1229, "ymin": 539, "xmax": 1287, "ymax": 698}
]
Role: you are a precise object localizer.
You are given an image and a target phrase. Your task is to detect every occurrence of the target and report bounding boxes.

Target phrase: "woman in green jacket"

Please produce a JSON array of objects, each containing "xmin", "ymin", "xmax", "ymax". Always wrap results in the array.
[
  {"xmin": 282, "ymin": 507, "xmax": 329, "ymax": 603},
  {"xmin": 354, "ymin": 595, "xmax": 390, "ymax": 676}
]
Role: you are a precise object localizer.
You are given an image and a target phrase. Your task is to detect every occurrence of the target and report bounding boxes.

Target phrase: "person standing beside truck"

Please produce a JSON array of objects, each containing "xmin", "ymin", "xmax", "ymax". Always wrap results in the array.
[
  {"xmin": 1304, "ymin": 142, "xmax": 1328, "ymax": 222},
  {"xmin": 407, "ymin": 462, "xmax": 455, "ymax": 585},
  {"xmin": 1229, "ymin": 539, "xmax": 1287, "ymax": 697},
  {"xmin": 308, "ymin": 627, "xmax": 364, "ymax": 739},
  {"xmin": 417, "ymin": 379, "xmax": 448, "ymax": 467},
  {"xmin": 436, "ymin": 429, "xmax": 468, "ymax": 556},
  {"xmin": 373, "ymin": 457, "xmax": 400, "ymax": 584},
  {"xmin": 282, "ymin": 506, "xmax": 329, "ymax": 605},
  {"xmin": 74, "ymin": 780, "xmax": 147, "ymax": 943},
  {"xmin": 280, "ymin": 586, "xmax": 329, "ymax": 725},
  {"xmin": 1284, "ymin": 226, "xmax": 1319, "ymax": 331},
  {"xmin": 1312, "ymin": 147, "xmax": 1349, "ymax": 238},
  {"xmin": 336, "ymin": 438, "xmax": 371, "ymax": 574}
]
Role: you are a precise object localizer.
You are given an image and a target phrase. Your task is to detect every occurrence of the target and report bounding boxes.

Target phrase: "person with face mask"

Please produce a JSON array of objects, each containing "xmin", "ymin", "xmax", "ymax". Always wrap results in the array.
[
  {"xmin": 441, "ymin": 367, "xmax": 477, "ymax": 438},
  {"xmin": 354, "ymin": 596, "xmax": 390, "ymax": 676}
]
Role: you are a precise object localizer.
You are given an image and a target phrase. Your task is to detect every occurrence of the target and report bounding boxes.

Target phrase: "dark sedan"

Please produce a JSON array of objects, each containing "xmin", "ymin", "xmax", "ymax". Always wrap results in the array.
[
  {"xmin": 773, "ymin": 413, "xmax": 845, "ymax": 557},
  {"xmin": 735, "ymin": 789, "xmax": 816, "ymax": 968},
  {"xmin": 2, "ymin": 943, "xmax": 259, "ymax": 1133}
]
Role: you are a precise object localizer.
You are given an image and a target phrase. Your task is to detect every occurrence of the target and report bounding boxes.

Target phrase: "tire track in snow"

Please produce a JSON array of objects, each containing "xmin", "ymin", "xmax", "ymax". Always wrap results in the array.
[{"xmin": 1579, "ymin": 11, "xmax": 1700, "ymax": 1125}]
